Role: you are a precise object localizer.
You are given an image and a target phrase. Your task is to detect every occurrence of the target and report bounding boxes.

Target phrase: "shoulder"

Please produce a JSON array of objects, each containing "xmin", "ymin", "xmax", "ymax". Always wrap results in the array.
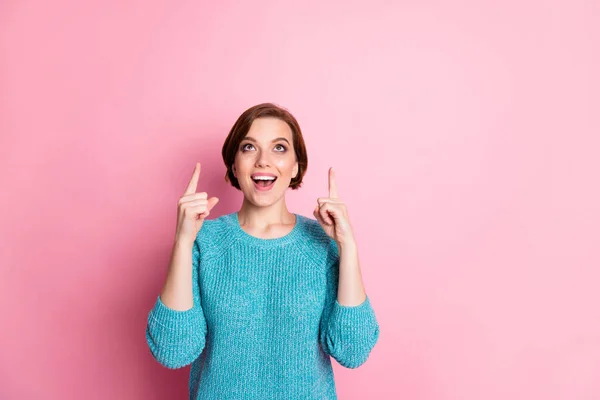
[
  {"xmin": 196, "ymin": 212, "xmax": 234, "ymax": 238},
  {"xmin": 296, "ymin": 214, "xmax": 339, "ymax": 267},
  {"xmin": 196, "ymin": 214, "xmax": 231, "ymax": 242},
  {"xmin": 194, "ymin": 212, "xmax": 237, "ymax": 259}
]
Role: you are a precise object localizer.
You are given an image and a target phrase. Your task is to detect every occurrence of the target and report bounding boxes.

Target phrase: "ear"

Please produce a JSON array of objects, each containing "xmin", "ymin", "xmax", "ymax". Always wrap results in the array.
[
  {"xmin": 292, "ymin": 162, "xmax": 299, "ymax": 179},
  {"xmin": 232, "ymin": 165, "xmax": 236, "ymax": 178}
]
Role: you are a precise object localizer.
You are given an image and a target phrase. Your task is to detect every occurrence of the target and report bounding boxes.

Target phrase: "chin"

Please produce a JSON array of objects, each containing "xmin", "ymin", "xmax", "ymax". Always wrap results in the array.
[{"xmin": 243, "ymin": 188, "xmax": 284, "ymax": 207}]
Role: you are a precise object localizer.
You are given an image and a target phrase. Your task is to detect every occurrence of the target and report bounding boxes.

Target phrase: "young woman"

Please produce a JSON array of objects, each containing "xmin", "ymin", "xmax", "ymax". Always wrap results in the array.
[{"xmin": 146, "ymin": 103, "xmax": 380, "ymax": 399}]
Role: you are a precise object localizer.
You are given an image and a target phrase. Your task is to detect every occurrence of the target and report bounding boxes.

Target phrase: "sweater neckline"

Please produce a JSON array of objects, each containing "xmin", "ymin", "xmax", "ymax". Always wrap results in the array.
[{"xmin": 230, "ymin": 211, "xmax": 303, "ymax": 248}]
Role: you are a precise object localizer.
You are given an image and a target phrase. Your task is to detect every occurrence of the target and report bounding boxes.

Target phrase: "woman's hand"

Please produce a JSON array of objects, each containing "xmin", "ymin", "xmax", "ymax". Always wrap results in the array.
[
  {"xmin": 313, "ymin": 167, "xmax": 355, "ymax": 247},
  {"xmin": 175, "ymin": 162, "xmax": 219, "ymax": 245}
]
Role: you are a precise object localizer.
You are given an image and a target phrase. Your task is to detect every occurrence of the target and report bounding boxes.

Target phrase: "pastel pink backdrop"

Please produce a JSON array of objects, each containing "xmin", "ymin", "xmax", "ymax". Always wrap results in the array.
[{"xmin": 1, "ymin": 1, "xmax": 599, "ymax": 399}]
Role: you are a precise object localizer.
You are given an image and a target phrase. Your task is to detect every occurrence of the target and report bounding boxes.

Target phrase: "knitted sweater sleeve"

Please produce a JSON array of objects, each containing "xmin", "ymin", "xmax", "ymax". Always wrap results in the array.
[
  {"xmin": 145, "ymin": 235, "xmax": 208, "ymax": 369},
  {"xmin": 319, "ymin": 238, "xmax": 380, "ymax": 369}
]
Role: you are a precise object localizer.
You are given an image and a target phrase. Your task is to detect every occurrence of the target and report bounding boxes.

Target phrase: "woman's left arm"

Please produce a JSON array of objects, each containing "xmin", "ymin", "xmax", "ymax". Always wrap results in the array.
[
  {"xmin": 314, "ymin": 167, "xmax": 380, "ymax": 368},
  {"xmin": 337, "ymin": 240, "xmax": 366, "ymax": 306}
]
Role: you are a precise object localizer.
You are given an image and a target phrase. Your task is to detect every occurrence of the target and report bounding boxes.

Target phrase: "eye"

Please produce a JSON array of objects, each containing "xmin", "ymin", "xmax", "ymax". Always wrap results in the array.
[{"xmin": 241, "ymin": 143, "xmax": 287, "ymax": 152}]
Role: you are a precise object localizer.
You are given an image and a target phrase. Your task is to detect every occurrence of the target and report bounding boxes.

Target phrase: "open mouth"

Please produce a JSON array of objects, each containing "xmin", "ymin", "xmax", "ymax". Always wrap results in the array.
[{"xmin": 252, "ymin": 177, "xmax": 277, "ymax": 191}]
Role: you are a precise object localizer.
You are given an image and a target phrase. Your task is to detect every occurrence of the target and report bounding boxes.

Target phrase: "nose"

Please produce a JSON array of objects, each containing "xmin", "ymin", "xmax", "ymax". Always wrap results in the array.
[{"xmin": 255, "ymin": 151, "xmax": 271, "ymax": 168}]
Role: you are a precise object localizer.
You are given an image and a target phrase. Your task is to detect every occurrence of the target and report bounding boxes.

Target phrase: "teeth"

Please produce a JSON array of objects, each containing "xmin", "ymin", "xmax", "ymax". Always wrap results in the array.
[{"xmin": 253, "ymin": 176, "xmax": 276, "ymax": 181}]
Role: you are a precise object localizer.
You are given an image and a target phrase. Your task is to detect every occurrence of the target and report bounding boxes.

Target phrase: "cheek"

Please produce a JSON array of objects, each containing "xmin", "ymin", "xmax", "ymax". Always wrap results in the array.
[
  {"xmin": 235, "ymin": 156, "xmax": 252, "ymax": 171},
  {"xmin": 274, "ymin": 157, "xmax": 294, "ymax": 170}
]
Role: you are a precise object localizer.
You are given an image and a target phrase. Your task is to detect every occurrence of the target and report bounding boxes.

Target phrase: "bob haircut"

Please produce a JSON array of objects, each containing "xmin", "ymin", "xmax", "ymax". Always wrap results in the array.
[{"xmin": 221, "ymin": 102, "xmax": 308, "ymax": 190}]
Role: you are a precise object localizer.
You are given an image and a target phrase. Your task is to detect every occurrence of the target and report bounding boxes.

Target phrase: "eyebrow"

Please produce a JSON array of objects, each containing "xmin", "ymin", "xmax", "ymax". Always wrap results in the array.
[{"xmin": 242, "ymin": 137, "xmax": 290, "ymax": 145}]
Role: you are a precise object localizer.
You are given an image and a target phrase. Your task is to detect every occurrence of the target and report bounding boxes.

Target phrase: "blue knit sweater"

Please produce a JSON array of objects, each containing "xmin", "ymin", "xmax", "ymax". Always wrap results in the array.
[{"xmin": 146, "ymin": 212, "xmax": 380, "ymax": 399}]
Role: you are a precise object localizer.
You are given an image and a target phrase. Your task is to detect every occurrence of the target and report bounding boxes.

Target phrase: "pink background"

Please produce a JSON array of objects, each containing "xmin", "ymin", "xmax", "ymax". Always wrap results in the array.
[{"xmin": 1, "ymin": 1, "xmax": 599, "ymax": 399}]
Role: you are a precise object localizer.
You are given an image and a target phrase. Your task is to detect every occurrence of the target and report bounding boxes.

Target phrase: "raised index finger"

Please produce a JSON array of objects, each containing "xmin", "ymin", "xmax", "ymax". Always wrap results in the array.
[
  {"xmin": 184, "ymin": 162, "xmax": 201, "ymax": 195},
  {"xmin": 328, "ymin": 167, "xmax": 338, "ymax": 198}
]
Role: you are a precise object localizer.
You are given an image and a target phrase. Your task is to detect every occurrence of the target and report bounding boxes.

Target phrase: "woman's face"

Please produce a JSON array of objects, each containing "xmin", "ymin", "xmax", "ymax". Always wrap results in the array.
[{"xmin": 233, "ymin": 117, "xmax": 299, "ymax": 207}]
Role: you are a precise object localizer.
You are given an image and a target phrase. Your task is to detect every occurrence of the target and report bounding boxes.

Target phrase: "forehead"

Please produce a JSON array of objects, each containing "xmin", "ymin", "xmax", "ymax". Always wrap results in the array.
[{"xmin": 245, "ymin": 117, "xmax": 293, "ymax": 141}]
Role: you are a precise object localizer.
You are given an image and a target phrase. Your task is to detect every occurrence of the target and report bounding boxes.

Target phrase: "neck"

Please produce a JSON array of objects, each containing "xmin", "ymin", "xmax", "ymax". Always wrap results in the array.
[{"xmin": 237, "ymin": 198, "xmax": 295, "ymax": 229}]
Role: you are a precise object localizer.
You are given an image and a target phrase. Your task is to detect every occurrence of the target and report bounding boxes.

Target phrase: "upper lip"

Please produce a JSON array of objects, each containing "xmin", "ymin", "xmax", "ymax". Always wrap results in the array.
[{"xmin": 251, "ymin": 172, "xmax": 277, "ymax": 179}]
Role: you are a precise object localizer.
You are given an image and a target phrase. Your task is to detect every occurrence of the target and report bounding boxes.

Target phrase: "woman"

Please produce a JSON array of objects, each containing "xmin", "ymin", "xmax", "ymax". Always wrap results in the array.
[{"xmin": 146, "ymin": 103, "xmax": 380, "ymax": 399}]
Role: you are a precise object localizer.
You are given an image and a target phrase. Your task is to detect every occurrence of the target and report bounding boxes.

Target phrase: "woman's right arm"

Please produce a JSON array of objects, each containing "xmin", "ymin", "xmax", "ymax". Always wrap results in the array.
[
  {"xmin": 146, "ymin": 239, "xmax": 207, "ymax": 369},
  {"xmin": 160, "ymin": 239, "xmax": 197, "ymax": 311},
  {"xmin": 145, "ymin": 162, "xmax": 219, "ymax": 369}
]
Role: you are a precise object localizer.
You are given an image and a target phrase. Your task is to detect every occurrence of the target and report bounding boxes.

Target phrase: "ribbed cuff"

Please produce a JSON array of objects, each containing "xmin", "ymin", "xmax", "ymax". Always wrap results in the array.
[
  {"xmin": 323, "ymin": 295, "xmax": 379, "ymax": 368},
  {"xmin": 330, "ymin": 295, "xmax": 377, "ymax": 329},
  {"xmin": 148, "ymin": 296, "xmax": 206, "ymax": 336}
]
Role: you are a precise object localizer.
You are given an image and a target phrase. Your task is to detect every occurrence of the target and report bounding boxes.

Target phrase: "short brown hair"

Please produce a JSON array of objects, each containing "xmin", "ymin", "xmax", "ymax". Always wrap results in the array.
[{"xmin": 221, "ymin": 103, "xmax": 308, "ymax": 190}]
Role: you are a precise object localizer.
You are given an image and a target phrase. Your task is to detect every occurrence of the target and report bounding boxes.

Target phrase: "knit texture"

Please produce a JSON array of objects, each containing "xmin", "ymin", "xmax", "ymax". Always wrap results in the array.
[{"xmin": 146, "ymin": 212, "xmax": 380, "ymax": 400}]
